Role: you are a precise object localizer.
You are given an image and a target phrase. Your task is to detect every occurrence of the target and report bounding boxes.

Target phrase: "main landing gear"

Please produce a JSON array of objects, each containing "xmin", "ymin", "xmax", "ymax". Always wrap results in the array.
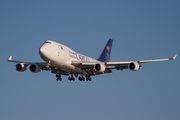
[
  {"xmin": 78, "ymin": 74, "xmax": 91, "ymax": 81},
  {"xmin": 56, "ymin": 74, "xmax": 62, "ymax": 81},
  {"xmin": 68, "ymin": 74, "xmax": 75, "ymax": 81},
  {"xmin": 78, "ymin": 76, "xmax": 85, "ymax": 81},
  {"xmin": 55, "ymin": 74, "xmax": 92, "ymax": 82},
  {"xmin": 85, "ymin": 74, "xmax": 91, "ymax": 81}
]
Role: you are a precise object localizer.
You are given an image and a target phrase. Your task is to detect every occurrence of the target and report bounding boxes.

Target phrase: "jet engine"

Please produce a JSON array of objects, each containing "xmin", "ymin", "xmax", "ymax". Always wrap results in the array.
[
  {"xmin": 15, "ymin": 63, "xmax": 27, "ymax": 72},
  {"xmin": 29, "ymin": 64, "xmax": 41, "ymax": 73},
  {"xmin": 128, "ymin": 61, "xmax": 140, "ymax": 71},
  {"xmin": 94, "ymin": 63, "xmax": 106, "ymax": 72}
]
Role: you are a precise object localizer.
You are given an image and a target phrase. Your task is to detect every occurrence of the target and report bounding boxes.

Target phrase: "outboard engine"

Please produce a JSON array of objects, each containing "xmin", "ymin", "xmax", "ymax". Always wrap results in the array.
[
  {"xmin": 15, "ymin": 63, "xmax": 27, "ymax": 72},
  {"xmin": 128, "ymin": 61, "xmax": 140, "ymax": 71}
]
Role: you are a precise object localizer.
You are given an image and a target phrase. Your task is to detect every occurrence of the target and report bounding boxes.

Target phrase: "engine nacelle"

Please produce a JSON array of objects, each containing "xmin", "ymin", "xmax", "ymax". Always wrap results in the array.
[
  {"xmin": 29, "ymin": 64, "xmax": 41, "ymax": 73},
  {"xmin": 15, "ymin": 63, "xmax": 27, "ymax": 72},
  {"xmin": 94, "ymin": 63, "xmax": 106, "ymax": 72},
  {"xmin": 128, "ymin": 61, "xmax": 140, "ymax": 71}
]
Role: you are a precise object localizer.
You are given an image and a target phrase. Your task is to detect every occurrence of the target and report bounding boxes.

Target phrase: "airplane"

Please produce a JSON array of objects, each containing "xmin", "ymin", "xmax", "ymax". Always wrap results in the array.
[{"xmin": 8, "ymin": 39, "xmax": 177, "ymax": 82}]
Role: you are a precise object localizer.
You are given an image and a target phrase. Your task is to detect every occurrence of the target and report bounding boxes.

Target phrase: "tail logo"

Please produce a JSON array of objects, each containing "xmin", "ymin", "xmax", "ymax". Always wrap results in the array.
[
  {"xmin": 106, "ymin": 46, "xmax": 110, "ymax": 53},
  {"xmin": 106, "ymin": 46, "xmax": 110, "ymax": 61}
]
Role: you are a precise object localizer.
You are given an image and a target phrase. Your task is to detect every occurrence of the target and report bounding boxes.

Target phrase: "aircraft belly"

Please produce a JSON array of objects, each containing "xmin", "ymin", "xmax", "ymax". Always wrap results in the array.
[{"xmin": 52, "ymin": 61, "xmax": 85, "ymax": 74}]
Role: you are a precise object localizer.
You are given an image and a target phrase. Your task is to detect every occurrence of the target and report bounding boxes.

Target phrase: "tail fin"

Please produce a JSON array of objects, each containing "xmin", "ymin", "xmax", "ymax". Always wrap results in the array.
[{"xmin": 97, "ymin": 39, "xmax": 113, "ymax": 62}]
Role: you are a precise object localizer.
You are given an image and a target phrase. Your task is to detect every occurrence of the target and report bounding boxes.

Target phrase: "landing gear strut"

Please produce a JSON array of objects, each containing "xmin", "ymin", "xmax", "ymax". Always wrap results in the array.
[
  {"xmin": 85, "ymin": 74, "xmax": 91, "ymax": 81},
  {"xmin": 68, "ymin": 74, "xmax": 75, "ymax": 81},
  {"xmin": 56, "ymin": 74, "xmax": 62, "ymax": 81},
  {"xmin": 78, "ymin": 75, "xmax": 85, "ymax": 81}
]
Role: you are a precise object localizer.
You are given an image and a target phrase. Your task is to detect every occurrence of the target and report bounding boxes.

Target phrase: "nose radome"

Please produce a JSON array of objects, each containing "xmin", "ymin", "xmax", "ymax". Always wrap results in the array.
[
  {"xmin": 39, "ymin": 45, "xmax": 45, "ymax": 54},
  {"xmin": 39, "ymin": 45, "xmax": 49, "ymax": 61},
  {"xmin": 39, "ymin": 45, "xmax": 45, "ymax": 56}
]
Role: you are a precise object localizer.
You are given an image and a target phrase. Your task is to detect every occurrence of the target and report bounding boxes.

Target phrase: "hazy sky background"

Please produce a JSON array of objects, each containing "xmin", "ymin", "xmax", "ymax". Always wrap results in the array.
[{"xmin": 1, "ymin": 0, "xmax": 180, "ymax": 120}]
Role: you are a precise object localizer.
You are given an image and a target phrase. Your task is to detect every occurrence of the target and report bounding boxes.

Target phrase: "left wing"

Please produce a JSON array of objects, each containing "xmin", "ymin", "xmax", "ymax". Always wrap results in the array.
[
  {"xmin": 106, "ymin": 54, "xmax": 177, "ymax": 66},
  {"xmin": 105, "ymin": 54, "xmax": 177, "ymax": 71},
  {"xmin": 71, "ymin": 61, "xmax": 112, "ymax": 75},
  {"xmin": 71, "ymin": 54, "xmax": 177, "ymax": 73}
]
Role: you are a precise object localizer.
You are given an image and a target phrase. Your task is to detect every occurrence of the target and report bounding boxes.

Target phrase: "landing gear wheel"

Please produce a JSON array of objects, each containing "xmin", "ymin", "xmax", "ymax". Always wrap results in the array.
[
  {"xmin": 68, "ymin": 74, "xmax": 75, "ymax": 81},
  {"xmin": 68, "ymin": 77, "xmax": 75, "ymax": 81},
  {"xmin": 56, "ymin": 74, "xmax": 62, "ymax": 82},
  {"xmin": 78, "ymin": 76, "xmax": 85, "ymax": 81},
  {"xmin": 85, "ymin": 74, "xmax": 91, "ymax": 81}
]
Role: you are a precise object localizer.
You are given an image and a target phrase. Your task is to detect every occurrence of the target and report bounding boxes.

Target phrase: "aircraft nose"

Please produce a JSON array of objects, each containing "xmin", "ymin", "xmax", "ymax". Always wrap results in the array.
[
  {"xmin": 39, "ymin": 45, "xmax": 45, "ymax": 55},
  {"xmin": 39, "ymin": 45, "xmax": 45, "ymax": 54},
  {"xmin": 39, "ymin": 44, "xmax": 50, "ymax": 61}
]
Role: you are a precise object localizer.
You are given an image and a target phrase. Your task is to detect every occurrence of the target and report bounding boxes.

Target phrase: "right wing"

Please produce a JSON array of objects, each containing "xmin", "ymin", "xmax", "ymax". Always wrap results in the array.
[
  {"xmin": 8, "ymin": 56, "xmax": 47, "ymax": 68},
  {"xmin": 8, "ymin": 56, "xmax": 69, "ymax": 75}
]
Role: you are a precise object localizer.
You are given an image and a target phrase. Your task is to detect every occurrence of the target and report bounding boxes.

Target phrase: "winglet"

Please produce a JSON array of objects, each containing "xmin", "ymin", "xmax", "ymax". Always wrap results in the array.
[
  {"xmin": 8, "ymin": 56, "xmax": 12, "ymax": 61},
  {"xmin": 170, "ymin": 54, "xmax": 177, "ymax": 60},
  {"xmin": 173, "ymin": 54, "xmax": 177, "ymax": 59}
]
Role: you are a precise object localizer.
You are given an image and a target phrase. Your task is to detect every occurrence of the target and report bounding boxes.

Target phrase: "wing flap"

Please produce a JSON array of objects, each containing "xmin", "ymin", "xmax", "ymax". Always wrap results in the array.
[
  {"xmin": 71, "ymin": 61, "xmax": 98, "ymax": 69},
  {"xmin": 106, "ymin": 61, "xmax": 132, "ymax": 66},
  {"xmin": 71, "ymin": 61, "xmax": 97, "ymax": 66}
]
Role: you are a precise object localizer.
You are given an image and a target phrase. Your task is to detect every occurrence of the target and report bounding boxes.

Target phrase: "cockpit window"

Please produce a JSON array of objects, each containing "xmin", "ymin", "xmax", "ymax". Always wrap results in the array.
[{"xmin": 44, "ymin": 41, "xmax": 51, "ymax": 44}]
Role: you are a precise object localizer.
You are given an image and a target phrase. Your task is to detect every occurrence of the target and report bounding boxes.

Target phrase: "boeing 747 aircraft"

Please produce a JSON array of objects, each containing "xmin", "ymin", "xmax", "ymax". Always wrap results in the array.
[{"xmin": 8, "ymin": 39, "xmax": 177, "ymax": 81}]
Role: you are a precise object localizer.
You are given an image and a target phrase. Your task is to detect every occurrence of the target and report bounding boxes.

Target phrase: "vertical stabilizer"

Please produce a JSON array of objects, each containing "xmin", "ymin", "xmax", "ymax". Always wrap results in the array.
[{"xmin": 97, "ymin": 39, "xmax": 113, "ymax": 62}]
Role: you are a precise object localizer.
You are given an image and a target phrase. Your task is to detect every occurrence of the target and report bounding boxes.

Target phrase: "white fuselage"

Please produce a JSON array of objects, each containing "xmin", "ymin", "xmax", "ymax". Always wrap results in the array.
[{"xmin": 39, "ymin": 40, "xmax": 99, "ymax": 74}]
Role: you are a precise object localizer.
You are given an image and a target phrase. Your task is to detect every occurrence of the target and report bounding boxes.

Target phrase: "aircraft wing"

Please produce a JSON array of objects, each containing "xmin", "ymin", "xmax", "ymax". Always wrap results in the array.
[
  {"xmin": 71, "ymin": 54, "xmax": 177, "ymax": 72},
  {"xmin": 105, "ymin": 54, "xmax": 177, "ymax": 70},
  {"xmin": 8, "ymin": 56, "xmax": 47, "ymax": 68},
  {"xmin": 71, "ymin": 61, "xmax": 112, "ymax": 75},
  {"xmin": 8, "ymin": 56, "xmax": 69, "ymax": 75}
]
